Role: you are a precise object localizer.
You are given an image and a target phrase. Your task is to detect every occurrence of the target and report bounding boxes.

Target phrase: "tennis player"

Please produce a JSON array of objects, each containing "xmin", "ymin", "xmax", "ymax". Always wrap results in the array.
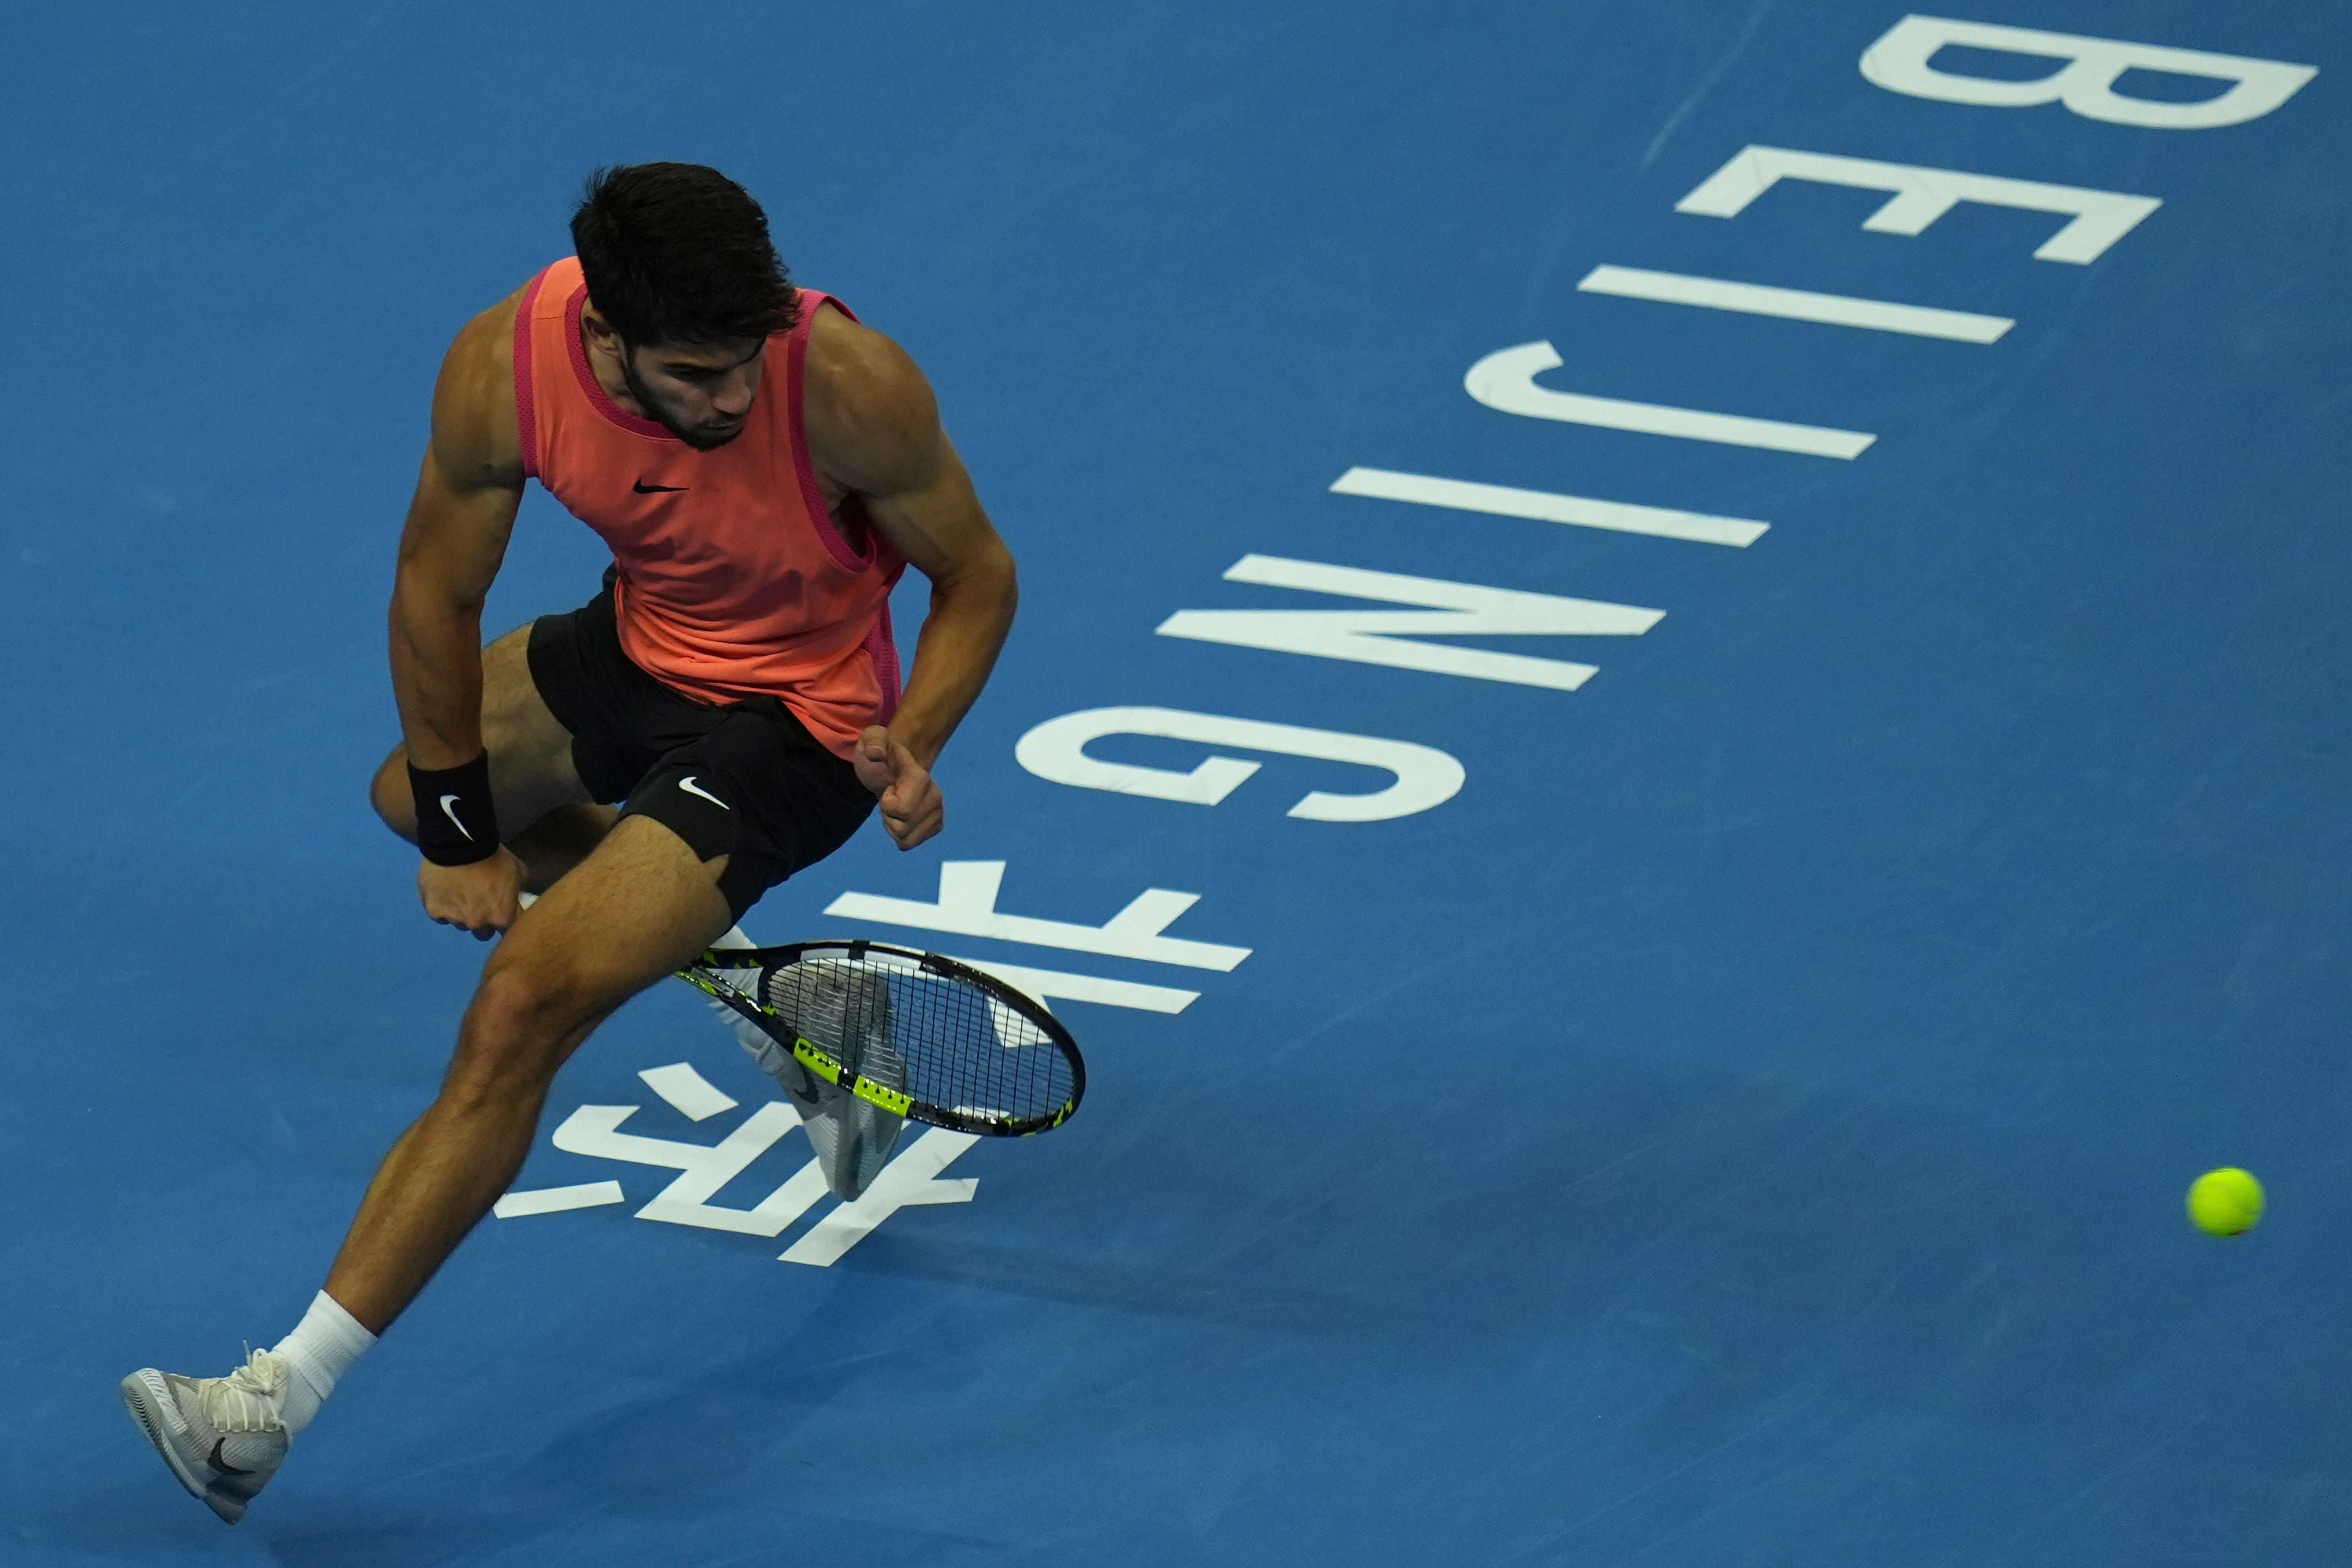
[{"xmin": 120, "ymin": 162, "xmax": 1018, "ymax": 1523}]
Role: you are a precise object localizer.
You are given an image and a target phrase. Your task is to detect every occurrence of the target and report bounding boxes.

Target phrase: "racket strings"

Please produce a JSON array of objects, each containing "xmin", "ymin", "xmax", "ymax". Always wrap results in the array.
[{"xmin": 757, "ymin": 957, "xmax": 1073, "ymax": 1126}]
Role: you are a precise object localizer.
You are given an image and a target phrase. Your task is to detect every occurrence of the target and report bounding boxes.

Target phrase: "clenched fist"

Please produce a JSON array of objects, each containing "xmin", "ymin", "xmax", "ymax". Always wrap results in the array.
[{"xmin": 852, "ymin": 726, "xmax": 944, "ymax": 849}]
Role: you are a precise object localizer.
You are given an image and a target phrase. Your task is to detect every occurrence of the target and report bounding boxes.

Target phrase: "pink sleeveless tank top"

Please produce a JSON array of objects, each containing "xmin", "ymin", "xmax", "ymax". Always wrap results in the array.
[{"xmin": 512, "ymin": 257, "xmax": 902, "ymax": 760}]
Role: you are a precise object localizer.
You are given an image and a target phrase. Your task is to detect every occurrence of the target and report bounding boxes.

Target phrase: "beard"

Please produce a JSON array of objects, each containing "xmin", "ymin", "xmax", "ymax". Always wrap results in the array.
[{"xmin": 618, "ymin": 344, "xmax": 750, "ymax": 451}]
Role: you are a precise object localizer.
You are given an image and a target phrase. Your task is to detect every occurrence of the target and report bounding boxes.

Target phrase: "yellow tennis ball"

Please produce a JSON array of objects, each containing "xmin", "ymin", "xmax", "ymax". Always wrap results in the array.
[{"xmin": 2187, "ymin": 1168, "xmax": 2264, "ymax": 1236}]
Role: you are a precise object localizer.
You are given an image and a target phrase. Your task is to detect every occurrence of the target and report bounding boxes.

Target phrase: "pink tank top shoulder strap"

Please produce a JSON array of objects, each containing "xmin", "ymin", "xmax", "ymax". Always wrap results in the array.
[
  {"xmin": 512, "ymin": 264, "xmax": 554, "ymax": 481},
  {"xmin": 783, "ymin": 289, "xmax": 879, "ymax": 574}
]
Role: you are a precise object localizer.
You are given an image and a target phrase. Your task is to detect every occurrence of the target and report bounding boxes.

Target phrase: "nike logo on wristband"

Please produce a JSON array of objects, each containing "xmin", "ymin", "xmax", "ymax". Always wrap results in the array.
[
  {"xmin": 438, "ymin": 794, "xmax": 474, "ymax": 840},
  {"xmin": 633, "ymin": 479, "xmax": 687, "ymax": 493},
  {"xmin": 678, "ymin": 776, "xmax": 730, "ymax": 810}
]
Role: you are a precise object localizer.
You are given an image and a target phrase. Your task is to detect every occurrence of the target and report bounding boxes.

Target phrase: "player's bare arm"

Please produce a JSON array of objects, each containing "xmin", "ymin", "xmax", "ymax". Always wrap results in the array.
[
  {"xmin": 387, "ymin": 296, "xmax": 531, "ymax": 934},
  {"xmin": 803, "ymin": 305, "xmax": 1018, "ymax": 850}
]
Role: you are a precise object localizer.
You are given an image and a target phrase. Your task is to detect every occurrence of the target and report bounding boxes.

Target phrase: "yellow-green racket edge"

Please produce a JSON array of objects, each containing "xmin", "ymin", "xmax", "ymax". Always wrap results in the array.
[{"xmin": 677, "ymin": 963, "xmax": 915, "ymax": 1117}]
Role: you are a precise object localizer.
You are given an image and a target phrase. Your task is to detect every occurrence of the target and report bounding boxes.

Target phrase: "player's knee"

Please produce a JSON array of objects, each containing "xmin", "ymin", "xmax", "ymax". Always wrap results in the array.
[
  {"xmin": 472, "ymin": 956, "xmax": 586, "ymax": 1044},
  {"xmin": 444, "ymin": 977, "xmax": 570, "ymax": 1109},
  {"xmin": 369, "ymin": 747, "xmax": 417, "ymax": 840},
  {"xmin": 453, "ymin": 952, "xmax": 597, "ymax": 1087}
]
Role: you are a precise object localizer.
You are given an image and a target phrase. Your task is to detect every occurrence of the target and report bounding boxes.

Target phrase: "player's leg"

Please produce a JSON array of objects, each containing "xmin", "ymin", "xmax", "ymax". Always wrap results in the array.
[
  {"xmin": 121, "ymin": 815, "xmax": 730, "ymax": 1523},
  {"xmin": 368, "ymin": 623, "xmax": 617, "ymax": 886},
  {"xmin": 337, "ymin": 698, "xmax": 872, "ymax": 1327},
  {"xmin": 324, "ymin": 813, "xmax": 733, "ymax": 1331}
]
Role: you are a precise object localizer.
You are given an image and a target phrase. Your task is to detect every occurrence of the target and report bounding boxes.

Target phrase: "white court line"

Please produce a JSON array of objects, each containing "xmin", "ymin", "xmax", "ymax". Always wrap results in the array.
[
  {"xmin": 1331, "ymin": 466, "xmax": 1768, "ymax": 547},
  {"xmin": 493, "ymin": 1181, "xmax": 626, "ymax": 1219},
  {"xmin": 1577, "ymin": 264, "xmax": 2013, "ymax": 344},
  {"xmin": 638, "ymin": 1062, "xmax": 738, "ymax": 1122},
  {"xmin": 826, "ymin": 863, "xmax": 1251, "ymax": 972}
]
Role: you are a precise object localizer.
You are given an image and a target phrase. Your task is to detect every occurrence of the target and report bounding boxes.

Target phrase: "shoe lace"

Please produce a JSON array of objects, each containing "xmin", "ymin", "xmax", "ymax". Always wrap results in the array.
[{"xmin": 200, "ymin": 1347, "xmax": 289, "ymax": 1434}]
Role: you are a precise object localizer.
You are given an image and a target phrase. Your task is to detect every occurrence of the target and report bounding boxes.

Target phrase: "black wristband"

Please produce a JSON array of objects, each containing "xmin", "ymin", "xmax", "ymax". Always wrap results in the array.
[{"xmin": 408, "ymin": 752, "xmax": 500, "ymax": 866}]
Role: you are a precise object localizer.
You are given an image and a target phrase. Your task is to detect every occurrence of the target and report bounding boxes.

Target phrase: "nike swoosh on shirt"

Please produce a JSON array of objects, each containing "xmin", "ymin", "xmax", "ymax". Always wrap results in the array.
[
  {"xmin": 678, "ymin": 776, "xmax": 730, "ymax": 810},
  {"xmin": 633, "ymin": 479, "xmax": 688, "ymax": 493},
  {"xmin": 438, "ymin": 794, "xmax": 474, "ymax": 840}
]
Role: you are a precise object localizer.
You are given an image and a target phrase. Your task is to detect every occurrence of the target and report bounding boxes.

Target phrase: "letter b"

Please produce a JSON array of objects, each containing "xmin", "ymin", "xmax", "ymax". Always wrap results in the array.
[{"xmin": 1862, "ymin": 15, "xmax": 2316, "ymax": 130}]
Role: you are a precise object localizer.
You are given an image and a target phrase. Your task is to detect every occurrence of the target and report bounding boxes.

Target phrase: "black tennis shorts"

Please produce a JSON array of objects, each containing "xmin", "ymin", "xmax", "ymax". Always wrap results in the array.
[{"xmin": 525, "ymin": 571, "xmax": 877, "ymax": 920}]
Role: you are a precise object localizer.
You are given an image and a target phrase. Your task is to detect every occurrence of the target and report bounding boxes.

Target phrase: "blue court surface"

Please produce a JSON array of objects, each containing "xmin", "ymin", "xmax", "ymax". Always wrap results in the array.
[{"xmin": 4, "ymin": 3, "xmax": 2349, "ymax": 1563}]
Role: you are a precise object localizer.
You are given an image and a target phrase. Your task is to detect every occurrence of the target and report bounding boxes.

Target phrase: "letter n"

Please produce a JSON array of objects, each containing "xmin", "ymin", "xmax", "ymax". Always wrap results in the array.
[{"xmin": 1155, "ymin": 556, "xmax": 1661, "ymax": 691}]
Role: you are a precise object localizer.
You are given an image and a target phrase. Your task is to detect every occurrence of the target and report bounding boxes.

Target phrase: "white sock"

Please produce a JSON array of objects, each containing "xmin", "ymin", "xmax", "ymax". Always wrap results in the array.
[{"xmin": 269, "ymin": 1290, "xmax": 376, "ymax": 1434}]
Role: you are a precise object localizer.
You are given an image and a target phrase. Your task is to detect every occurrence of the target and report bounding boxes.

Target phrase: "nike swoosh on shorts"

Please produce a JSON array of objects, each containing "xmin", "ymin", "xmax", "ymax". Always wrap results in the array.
[{"xmin": 678, "ymin": 776, "xmax": 730, "ymax": 810}]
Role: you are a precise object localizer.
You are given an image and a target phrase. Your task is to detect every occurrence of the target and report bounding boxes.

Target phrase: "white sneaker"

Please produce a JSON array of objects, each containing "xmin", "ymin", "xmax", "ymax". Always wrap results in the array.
[
  {"xmin": 707, "ymin": 963, "xmax": 907, "ymax": 1201},
  {"xmin": 119, "ymin": 1348, "xmax": 292, "ymax": 1523},
  {"xmin": 788, "ymin": 1038, "xmax": 909, "ymax": 1202}
]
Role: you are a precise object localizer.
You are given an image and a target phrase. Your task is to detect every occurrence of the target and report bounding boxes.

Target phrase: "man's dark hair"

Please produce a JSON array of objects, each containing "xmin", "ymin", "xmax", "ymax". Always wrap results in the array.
[{"xmin": 570, "ymin": 162, "xmax": 798, "ymax": 347}]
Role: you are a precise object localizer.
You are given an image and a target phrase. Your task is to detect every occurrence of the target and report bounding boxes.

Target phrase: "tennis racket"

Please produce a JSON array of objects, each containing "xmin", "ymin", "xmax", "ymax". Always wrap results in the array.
[
  {"xmin": 680, "ymin": 939, "xmax": 1085, "ymax": 1138},
  {"xmin": 509, "ymin": 895, "xmax": 1085, "ymax": 1138}
]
